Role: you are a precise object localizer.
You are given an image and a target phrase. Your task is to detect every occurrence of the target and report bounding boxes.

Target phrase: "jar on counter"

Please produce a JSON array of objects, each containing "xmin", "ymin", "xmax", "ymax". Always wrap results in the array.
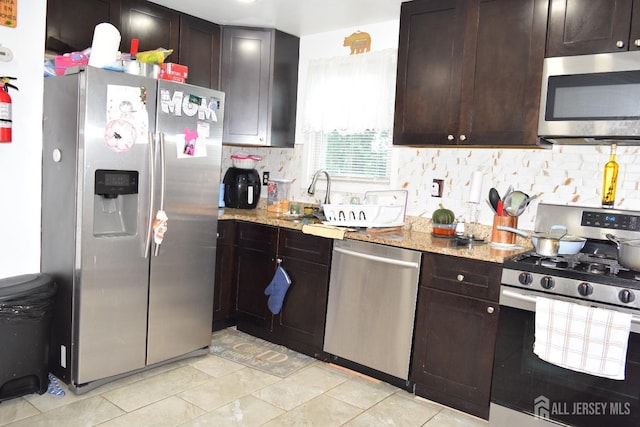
[{"xmin": 267, "ymin": 179, "xmax": 292, "ymax": 213}]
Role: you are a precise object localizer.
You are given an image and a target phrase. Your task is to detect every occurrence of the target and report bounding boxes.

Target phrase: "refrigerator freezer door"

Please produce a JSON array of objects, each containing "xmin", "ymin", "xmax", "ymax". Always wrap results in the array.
[
  {"xmin": 146, "ymin": 80, "xmax": 224, "ymax": 364},
  {"xmin": 76, "ymin": 68, "xmax": 157, "ymax": 383}
]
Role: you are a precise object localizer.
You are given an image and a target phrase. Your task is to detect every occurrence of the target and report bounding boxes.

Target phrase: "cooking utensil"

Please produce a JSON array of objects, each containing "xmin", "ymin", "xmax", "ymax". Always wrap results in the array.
[
  {"xmin": 606, "ymin": 233, "xmax": 640, "ymax": 271},
  {"xmin": 521, "ymin": 193, "xmax": 539, "ymax": 210},
  {"xmin": 486, "ymin": 199, "xmax": 497, "ymax": 214},
  {"xmin": 503, "ymin": 185, "xmax": 513, "ymax": 201},
  {"xmin": 488, "ymin": 188, "xmax": 500, "ymax": 212},
  {"xmin": 497, "ymin": 225, "xmax": 568, "ymax": 256},
  {"xmin": 503, "ymin": 190, "xmax": 529, "ymax": 216},
  {"xmin": 533, "ymin": 233, "xmax": 586, "ymax": 255}
]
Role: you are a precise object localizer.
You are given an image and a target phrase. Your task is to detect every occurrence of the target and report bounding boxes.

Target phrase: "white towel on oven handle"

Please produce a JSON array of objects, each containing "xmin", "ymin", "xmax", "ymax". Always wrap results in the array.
[{"xmin": 533, "ymin": 296, "xmax": 632, "ymax": 380}]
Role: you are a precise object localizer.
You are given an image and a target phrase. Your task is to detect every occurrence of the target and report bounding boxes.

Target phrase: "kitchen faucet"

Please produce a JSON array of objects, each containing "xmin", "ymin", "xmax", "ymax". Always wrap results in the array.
[{"xmin": 307, "ymin": 169, "xmax": 331, "ymax": 205}]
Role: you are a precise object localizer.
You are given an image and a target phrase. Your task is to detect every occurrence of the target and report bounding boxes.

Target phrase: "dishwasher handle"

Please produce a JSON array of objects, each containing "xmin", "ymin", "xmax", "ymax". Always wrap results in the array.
[{"xmin": 333, "ymin": 246, "xmax": 421, "ymax": 269}]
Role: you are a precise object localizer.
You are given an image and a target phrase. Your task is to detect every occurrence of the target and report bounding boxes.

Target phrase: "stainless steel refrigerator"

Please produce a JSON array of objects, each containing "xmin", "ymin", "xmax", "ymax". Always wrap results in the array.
[{"xmin": 41, "ymin": 66, "xmax": 224, "ymax": 393}]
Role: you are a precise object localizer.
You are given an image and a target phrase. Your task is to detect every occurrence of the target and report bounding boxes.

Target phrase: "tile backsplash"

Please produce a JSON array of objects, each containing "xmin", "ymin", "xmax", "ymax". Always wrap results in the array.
[{"xmin": 222, "ymin": 144, "xmax": 640, "ymax": 230}]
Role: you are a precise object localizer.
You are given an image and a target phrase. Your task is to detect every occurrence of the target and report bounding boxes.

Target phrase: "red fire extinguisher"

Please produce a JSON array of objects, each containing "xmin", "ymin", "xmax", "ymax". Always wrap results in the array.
[{"xmin": 0, "ymin": 76, "xmax": 18, "ymax": 143}]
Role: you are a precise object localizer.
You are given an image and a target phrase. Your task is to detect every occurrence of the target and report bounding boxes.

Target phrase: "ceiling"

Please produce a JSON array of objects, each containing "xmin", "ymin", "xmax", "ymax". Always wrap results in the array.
[{"xmin": 148, "ymin": 0, "xmax": 405, "ymax": 37}]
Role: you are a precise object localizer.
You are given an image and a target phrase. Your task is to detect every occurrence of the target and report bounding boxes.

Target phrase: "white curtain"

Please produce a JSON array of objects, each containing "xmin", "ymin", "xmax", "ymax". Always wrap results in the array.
[{"xmin": 301, "ymin": 48, "xmax": 398, "ymax": 133}]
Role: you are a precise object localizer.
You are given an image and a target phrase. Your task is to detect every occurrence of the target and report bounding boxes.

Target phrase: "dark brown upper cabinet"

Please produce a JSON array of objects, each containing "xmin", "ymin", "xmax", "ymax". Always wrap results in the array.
[
  {"xmin": 120, "ymin": 0, "xmax": 180, "ymax": 60},
  {"xmin": 46, "ymin": 0, "xmax": 122, "ymax": 53},
  {"xmin": 219, "ymin": 27, "xmax": 299, "ymax": 147},
  {"xmin": 547, "ymin": 0, "xmax": 640, "ymax": 57},
  {"xmin": 46, "ymin": 0, "xmax": 222, "ymax": 90},
  {"xmin": 393, "ymin": 0, "xmax": 549, "ymax": 147},
  {"xmin": 178, "ymin": 15, "xmax": 221, "ymax": 89}
]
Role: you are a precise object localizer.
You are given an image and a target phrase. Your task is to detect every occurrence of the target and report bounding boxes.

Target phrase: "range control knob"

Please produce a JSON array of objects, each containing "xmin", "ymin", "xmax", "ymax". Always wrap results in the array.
[
  {"xmin": 577, "ymin": 282, "xmax": 593, "ymax": 296},
  {"xmin": 518, "ymin": 272, "xmax": 533, "ymax": 285},
  {"xmin": 540, "ymin": 276, "xmax": 555, "ymax": 289},
  {"xmin": 619, "ymin": 289, "xmax": 636, "ymax": 304}
]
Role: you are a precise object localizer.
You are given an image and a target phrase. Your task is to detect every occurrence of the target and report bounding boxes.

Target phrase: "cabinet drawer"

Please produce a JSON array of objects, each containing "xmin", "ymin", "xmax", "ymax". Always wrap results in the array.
[
  {"xmin": 236, "ymin": 221, "xmax": 277, "ymax": 253},
  {"xmin": 278, "ymin": 229, "xmax": 332, "ymax": 265},
  {"xmin": 217, "ymin": 220, "xmax": 236, "ymax": 245},
  {"xmin": 421, "ymin": 253, "xmax": 501, "ymax": 302}
]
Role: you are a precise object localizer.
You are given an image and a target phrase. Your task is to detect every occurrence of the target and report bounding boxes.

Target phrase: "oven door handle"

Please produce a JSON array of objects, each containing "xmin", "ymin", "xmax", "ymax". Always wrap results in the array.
[{"xmin": 501, "ymin": 288, "xmax": 640, "ymax": 327}]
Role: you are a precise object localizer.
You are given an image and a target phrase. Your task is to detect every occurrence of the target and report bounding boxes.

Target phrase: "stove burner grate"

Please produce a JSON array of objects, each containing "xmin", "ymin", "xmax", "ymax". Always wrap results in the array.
[
  {"xmin": 538, "ymin": 257, "xmax": 569, "ymax": 269},
  {"xmin": 512, "ymin": 251, "xmax": 626, "ymax": 277},
  {"xmin": 581, "ymin": 262, "xmax": 610, "ymax": 275}
]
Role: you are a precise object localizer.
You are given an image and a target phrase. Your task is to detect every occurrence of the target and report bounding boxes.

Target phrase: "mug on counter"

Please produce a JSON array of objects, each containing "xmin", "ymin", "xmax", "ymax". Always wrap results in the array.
[{"xmin": 491, "ymin": 215, "xmax": 518, "ymax": 245}]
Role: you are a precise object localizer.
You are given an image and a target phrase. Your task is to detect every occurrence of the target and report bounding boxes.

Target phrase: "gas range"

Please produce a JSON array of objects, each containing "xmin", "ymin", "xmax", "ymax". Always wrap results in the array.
[
  {"xmin": 501, "ymin": 203, "xmax": 640, "ymax": 312},
  {"xmin": 493, "ymin": 204, "xmax": 640, "ymax": 427}
]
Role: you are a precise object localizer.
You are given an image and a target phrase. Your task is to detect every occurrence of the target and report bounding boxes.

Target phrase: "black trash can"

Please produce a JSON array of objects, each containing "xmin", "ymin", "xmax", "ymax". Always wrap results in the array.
[{"xmin": 0, "ymin": 273, "xmax": 57, "ymax": 402}]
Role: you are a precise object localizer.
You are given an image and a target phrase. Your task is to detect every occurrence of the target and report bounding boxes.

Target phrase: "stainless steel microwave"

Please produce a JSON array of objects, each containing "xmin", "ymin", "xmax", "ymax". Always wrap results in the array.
[{"xmin": 538, "ymin": 50, "xmax": 640, "ymax": 144}]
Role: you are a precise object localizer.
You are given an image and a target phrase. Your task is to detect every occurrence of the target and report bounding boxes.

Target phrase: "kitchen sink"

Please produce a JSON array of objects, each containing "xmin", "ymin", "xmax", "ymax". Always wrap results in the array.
[
  {"xmin": 279, "ymin": 215, "xmax": 323, "ymax": 224},
  {"xmin": 277, "ymin": 207, "xmax": 326, "ymax": 224}
]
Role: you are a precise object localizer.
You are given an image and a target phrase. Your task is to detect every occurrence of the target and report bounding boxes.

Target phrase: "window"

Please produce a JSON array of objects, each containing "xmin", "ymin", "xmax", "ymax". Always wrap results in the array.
[{"xmin": 301, "ymin": 48, "xmax": 397, "ymax": 183}]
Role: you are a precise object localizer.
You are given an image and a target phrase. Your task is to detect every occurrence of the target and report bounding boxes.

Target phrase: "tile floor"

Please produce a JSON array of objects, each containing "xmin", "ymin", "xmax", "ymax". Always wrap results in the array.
[{"xmin": 0, "ymin": 330, "xmax": 488, "ymax": 427}]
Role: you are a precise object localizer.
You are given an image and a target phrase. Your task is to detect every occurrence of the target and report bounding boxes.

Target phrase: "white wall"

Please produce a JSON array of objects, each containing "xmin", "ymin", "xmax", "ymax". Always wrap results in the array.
[
  {"xmin": 0, "ymin": 1, "xmax": 46, "ymax": 278},
  {"xmin": 222, "ymin": 20, "xmax": 640, "ymax": 231}
]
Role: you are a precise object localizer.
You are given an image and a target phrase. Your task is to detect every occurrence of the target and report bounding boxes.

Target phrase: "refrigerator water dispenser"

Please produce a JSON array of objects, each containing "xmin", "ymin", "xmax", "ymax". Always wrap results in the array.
[{"xmin": 93, "ymin": 169, "xmax": 139, "ymax": 236}]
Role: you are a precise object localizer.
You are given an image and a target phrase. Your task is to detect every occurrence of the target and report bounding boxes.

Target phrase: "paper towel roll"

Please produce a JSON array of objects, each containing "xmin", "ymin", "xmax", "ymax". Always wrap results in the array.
[
  {"xmin": 88, "ymin": 23, "xmax": 121, "ymax": 68},
  {"xmin": 469, "ymin": 171, "xmax": 483, "ymax": 204}
]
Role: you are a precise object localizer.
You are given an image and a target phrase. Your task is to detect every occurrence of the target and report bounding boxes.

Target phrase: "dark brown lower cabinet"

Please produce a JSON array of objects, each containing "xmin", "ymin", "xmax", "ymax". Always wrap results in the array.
[
  {"xmin": 234, "ymin": 222, "xmax": 278, "ymax": 337},
  {"xmin": 411, "ymin": 253, "xmax": 501, "ymax": 420},
  {"xmin": 233, "ymin": 222, "xmax": 331, "ymax": 359},
  {"xmin": 273, "ymin": 229, "xmax": 331, "ymax": 359},
  {"xmin": 213, "ymin": 220, "xmax": 236, "ymax": 331}
]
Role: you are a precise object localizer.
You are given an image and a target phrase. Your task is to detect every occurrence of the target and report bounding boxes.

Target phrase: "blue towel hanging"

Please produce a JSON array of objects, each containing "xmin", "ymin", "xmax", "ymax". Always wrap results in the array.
[{"xmin": 264, "ymin": 264, "xmax": 291, "ymax": 314}]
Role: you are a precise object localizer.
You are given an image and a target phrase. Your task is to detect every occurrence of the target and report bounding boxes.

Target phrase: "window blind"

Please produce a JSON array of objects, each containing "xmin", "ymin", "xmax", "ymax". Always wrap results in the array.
[{"xmin": 301, "ymin": 48, "xmax": 397, "ymax": 182}]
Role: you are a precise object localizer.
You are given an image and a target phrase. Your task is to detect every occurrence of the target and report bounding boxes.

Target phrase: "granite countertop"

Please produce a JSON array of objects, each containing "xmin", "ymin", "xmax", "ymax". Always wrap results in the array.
[{"xmin": 220, "ymin": 208, "xmax": 533, "ymax": 264}]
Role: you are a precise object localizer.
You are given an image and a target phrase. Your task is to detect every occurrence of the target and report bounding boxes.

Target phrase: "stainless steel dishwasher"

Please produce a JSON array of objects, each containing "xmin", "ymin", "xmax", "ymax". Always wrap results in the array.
[{"xmin": 323, "ymin": 239, "xmax": 422, "ymax": 380}]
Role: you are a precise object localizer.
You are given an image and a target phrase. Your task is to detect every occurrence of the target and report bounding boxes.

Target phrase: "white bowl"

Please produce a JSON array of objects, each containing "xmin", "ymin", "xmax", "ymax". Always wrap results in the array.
[{"xmin": 231, "ymin": 155, "xmax": 261, "ymax": 169}]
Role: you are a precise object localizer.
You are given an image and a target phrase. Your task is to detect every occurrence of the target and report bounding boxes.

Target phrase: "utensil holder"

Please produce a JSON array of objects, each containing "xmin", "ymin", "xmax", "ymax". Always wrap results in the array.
[{"xmin": 492, "ymin": 215, "xmax": 518, "ymax": 245}]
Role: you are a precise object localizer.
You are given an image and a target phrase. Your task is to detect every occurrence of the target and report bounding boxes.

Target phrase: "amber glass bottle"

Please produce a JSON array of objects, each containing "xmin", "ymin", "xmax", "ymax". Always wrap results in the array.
[{"xmin": 602, "ymin": 144, "xmax": 618, "ymax": 208}]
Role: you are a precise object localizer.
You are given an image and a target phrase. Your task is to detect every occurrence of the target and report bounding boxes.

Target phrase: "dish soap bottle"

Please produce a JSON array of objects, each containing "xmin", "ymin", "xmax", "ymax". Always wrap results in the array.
[{"xmin": 602, "ymin": 143, "xmax": 618, "ymax": 208}]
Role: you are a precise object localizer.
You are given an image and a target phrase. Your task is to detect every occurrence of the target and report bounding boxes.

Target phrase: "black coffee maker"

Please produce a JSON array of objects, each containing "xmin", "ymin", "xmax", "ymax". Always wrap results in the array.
[{"xmin": 223, "ymin": 167, "xmax": 261, "ymax": 209}]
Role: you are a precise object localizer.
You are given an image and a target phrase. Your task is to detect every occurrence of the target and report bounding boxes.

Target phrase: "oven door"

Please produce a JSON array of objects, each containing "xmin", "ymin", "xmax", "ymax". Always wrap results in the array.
[{"xmin": 490, "ymin": 287, "xmax": 640, "ymax": 427}]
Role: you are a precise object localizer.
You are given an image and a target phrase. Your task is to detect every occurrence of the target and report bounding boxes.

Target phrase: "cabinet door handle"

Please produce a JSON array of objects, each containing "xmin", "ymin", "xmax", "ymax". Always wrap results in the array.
[
  {"xmin": 459, "ymin": 134, "xmax": 467, "ymax": 141},
  {"xmin": 487, "ymin": 306, "xmax": 495, "ymax": 314},
  {"xmin": 457, "ymin": 274, "xmax": 464, "ymax": 282},
  {"xmin": 447, "ymin": 134, "xmax": 455, "ymax": 141},
  {"xmin": 634, "ymin": 39, "xmax": 640, "ymax": 47},
  {"xmin": 616, "ymin": 40, "xmax": 625, "ymax": 48}
]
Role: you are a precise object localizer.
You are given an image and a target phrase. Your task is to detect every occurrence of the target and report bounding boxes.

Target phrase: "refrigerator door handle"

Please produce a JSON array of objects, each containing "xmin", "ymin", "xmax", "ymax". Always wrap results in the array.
[
  {"xmin": 153, "ymin": 132, "xmax": 167, "ymax": 257},
  {"xmin": 158, "ymin": 132, "xmax": 166, "ymax": 212},
  {"xmin": 144, "ymin": 132, "xmax": 156, "ymax": 258}
]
